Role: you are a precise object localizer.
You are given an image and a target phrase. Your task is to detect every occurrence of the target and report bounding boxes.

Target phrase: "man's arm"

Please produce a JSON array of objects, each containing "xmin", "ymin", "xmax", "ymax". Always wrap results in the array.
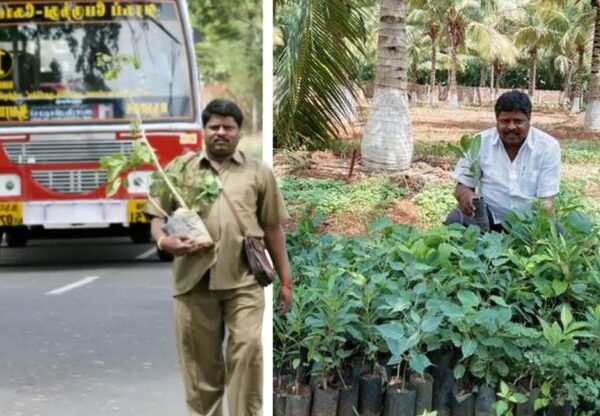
[
  {"xmin": 536, "ymin": 139, "xmax": 561, "ymax": 218},
  {"xmin": 540, "ymin": 197, "xmax": 555, "ymax": 217},
  {"xmin": 263, "ymin": 222, "xmax": 293, "ymax": 316},
  {"xmin": 455, "ymin": 183, "xmax": 477, "ymax": 217},
  {"xmin": 150, "ymin": 216, "xmax": 210, "ymax": 257}
]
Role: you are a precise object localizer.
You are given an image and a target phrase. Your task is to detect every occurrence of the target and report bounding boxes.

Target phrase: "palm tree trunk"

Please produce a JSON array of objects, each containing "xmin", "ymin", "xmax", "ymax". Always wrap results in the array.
[
  {"xmin": 528, "ymin": 49, "xmax": 537, "ymax": 98},
  {"xmin": 477, "ymin": 65, "xmax": 486, "ymax": 105},
  {"xmin": 361, "ymin": 0, "xmax": 413, "ymax": 170},
  {"xmin": 492, "ymin": 62, "xmax": 502, "ymax": 101},
  {"xmin": 562, "ymin": 66, "xmax": 572, "ymax": 109},
  {"xmin": 585, "ymin": 3, "xmax": 600, "ymax": 131},
  {"xmin": 427, "ymin": 29, "xmax": 438, "ymax": 105},
  {"xmin": 571, "ymin": 50, "xmax": 584, "ymax": 114},
  {"xmin": 448, "ymin": 41, "xmax": 459, "ymax": 108}
]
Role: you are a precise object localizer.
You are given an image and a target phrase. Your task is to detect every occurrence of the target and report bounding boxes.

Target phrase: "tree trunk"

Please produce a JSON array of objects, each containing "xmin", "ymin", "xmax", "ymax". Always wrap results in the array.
[
  {"xmin": 477, "ymin": 65, "xmax": 486, "ymax": 105},
  {"xmin": 448, "ymin": 40, "xmax": 459, "ymax": 108},
  {"xmin": 562, "ymin": 66, "xmax": 572, "ymax": 109},
  {"xmin": 361, "ymin": 0, "xmax": 413, "ymax": 170},
  {"xmin": 427, "ymin": 28, "xmax": 438, "ymax": 105},
  {"xmin": 490, "ymin": 63, "xmax": 495, "ymax": 101},
  {"xmin": 571, "ymin": 49, "xmax": 585, "ymax": 114},
  {"xmin": 491, "ymin": 62, "xmax": 501, "ymax": 101},
  {"xmin": 527, "ymin": 49, "xmax": 537, "ymax": 99},
  {"xmin": 585, "ymin": 3, "xmax": 600, "ymax": 131}
]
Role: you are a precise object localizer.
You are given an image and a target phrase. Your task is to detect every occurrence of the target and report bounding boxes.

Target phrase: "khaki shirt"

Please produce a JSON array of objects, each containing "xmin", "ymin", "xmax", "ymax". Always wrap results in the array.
[{"xmin": 144, "ymin": 150, "xmax": 289, "ymax": 294}]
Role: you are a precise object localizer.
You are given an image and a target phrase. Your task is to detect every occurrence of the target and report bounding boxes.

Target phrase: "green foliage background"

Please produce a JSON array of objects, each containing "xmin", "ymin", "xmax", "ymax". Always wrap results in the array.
[{"xmin": 188, "ymin": 0, "xmax": 262, "ymax": 131}]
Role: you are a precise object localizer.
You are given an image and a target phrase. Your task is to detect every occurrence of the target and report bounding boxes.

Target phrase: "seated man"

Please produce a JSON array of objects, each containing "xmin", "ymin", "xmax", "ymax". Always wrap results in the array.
[{"xmin": 445, "ymin": 90, "xmax": 561, "ymax": 231}]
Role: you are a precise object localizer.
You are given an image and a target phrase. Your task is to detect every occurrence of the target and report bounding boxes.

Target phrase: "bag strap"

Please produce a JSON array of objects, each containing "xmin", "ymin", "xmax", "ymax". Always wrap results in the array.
[{"xmin": 221, "ymin": 188, "xmax": 248, "ymax": 237}]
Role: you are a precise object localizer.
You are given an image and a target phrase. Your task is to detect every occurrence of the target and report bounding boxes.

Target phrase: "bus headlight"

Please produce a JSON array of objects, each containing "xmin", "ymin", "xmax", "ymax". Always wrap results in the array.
[
  {"xmin": 0, "ymin": 174, "xmax": 21, "ymax": 196},
  {"xmin": 127, "ymin": 171, "xmax": 152, "ymax": 194}
]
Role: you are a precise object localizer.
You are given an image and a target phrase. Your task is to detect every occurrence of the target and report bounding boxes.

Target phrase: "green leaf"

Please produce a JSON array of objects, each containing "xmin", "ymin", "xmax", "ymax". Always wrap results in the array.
[
  {"xmin": 369, "ymin": 218, "xmax": 392, "ymax": 233},
  {"xmin": 439, "ymin": 301, "xmax": 465, "ymax": 319},
  {"xmin": 490, "ymin": 296, "xmax": 508, "ymax": 307},
  {"xmin": 421, "ymin": 315, "xmax": 443, "ymax": 333},
  {"xmin": 437, "ymin": 243, "xmax": 453, "ymax": 268},
  {"xmin": 461, "ymin": 339, "xmax": 477, "ymax": 358},
  {"xmin": 560, "ymin": 305, "xmax": 573, "ymax": 328},
  {"xmin": 457, "ymin": 290, "xmax": 480, "ymax": 309},
  {"xmin": 512, "ymin": 393, "xmax": 528, "ymax": 404},
  {"xmin": 292, "ymin": 358, "xmax": 300, "ymax": 369},
  {"xmin": 106, "ymin": 177, "xmax": 122, "ymax": 197},
  {"xmin": 534, "ymin": 398, "xmax": 549, "ymax": 411},
  {"xmin": 493, "ymin": 360, "xmax": 509, "ymax": 376},
  {"xmin": 494, "ymin": 400, "xmax": 509, "ymax": 416},
  {"xmin": 500, "ymin": 381, "xmax": 510, "ymax": 395},
  {"xmin": 408, "ymin": 353, "xmax": 431, "ymax": 376},
  {"xmin": 540, "ymin": 382, "xmax": 550, "ymax": 397},
  {"xmin": 552, "ymin": 280, "xmax": 568, "ymax": 296},
  {"xmin": 453, "ymin": 364, "xmax": 466, "ymax": 379}
]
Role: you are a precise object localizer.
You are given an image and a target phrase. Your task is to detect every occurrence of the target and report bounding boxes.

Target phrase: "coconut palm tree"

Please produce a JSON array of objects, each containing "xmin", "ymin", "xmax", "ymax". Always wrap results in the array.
[
  {"xmin": 466, "ymin": 5, "xmax": 518, "ymax": 105},
  {"xmin": 513, "ymin": 2, "xmax": 559, "ymax": 98},
  {"xmin": 406, "ymin": 25, "xmax": 430, "ymax": 102},
  {"xmin": 546, "ymin": 0, "xmax": 594, "ymax": 112},
  {"xmin": 474, "ymin": 1, "xmax": 519, "ymax": 103},
  {"xmin": 443, "ymin": 0, "xmax": 484, "ymax": 108},
  {"xmin": 542, "ymin": 0, "xmax": 600, "ymax": 129},
  {"xmin": 407, "ymin": 0, "xmax": 447, "ymax": 105},
  {"xmin": 273, "ymin": 0, "xmax": 372, "ymax": 149},
  {"xmin": 361, "ymin": 0, "xmax": 413, "ymax": 170},
  {"xmin": 584, "ymin": 1, "xmax": 600, "ymax": 130}
]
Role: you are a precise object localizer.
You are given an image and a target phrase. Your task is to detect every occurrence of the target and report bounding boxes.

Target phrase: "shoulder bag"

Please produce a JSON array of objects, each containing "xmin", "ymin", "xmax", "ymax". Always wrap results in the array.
[{"xmin": 221, "ymin": 189, "xmax": 276, "ymax": 287}]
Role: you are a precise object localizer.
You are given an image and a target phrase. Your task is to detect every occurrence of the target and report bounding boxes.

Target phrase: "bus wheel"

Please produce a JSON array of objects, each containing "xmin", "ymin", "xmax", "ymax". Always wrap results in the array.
[
  {"xmin": 130, "ymin": 224, "xmax": 151, "ymax": 244},
  {"xmin": 156, "ymin": 245, "xmax": 173, "ymax": 262},
  {"xmin": 5, "ymin": 227, "xmax": 28, "ymax": 247}
]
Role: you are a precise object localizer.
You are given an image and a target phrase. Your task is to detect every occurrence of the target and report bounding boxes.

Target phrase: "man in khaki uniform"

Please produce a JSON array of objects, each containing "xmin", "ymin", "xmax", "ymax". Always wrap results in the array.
[{"xmin": 144, "ymin": 99, "xmax": 293, "ymax": 416}]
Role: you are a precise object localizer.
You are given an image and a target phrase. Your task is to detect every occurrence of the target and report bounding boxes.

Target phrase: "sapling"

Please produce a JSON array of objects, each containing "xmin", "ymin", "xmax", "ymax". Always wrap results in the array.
[
  {"xmin": 452, "ymin": 133, "xmax": 489, "ymax": 231},
  {"xmin": 101, "ymin": 122, "xmax": 219, "ymax": 245},
  {"xmin": 97, "ymin": 53, "xmax": 218, "ymax": 245}
]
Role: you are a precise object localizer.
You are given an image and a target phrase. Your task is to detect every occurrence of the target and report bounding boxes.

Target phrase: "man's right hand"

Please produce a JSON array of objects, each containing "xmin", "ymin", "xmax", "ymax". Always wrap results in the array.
[
  {"xmin": 457, "ymin": 187, "xmax": 476, "ymax": 217},
  {"xmin": 159, "ymin": 234, "xmax": 213, "ymax": 257}
]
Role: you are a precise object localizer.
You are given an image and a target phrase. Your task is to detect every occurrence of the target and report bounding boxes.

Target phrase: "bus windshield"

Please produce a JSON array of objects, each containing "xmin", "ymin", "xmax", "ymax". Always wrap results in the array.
[{"xmin": 0, "ymin": 0, "xmax": 195, "ymax": 126}]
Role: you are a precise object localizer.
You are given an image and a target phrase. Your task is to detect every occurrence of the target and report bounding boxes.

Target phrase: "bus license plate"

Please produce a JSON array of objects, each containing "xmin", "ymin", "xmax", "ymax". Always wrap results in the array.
[
  {"xmin": 127, "ymin": 199, "xmax": 148, "ymax": 224},
  {"xmin": 0, "ymin": 202, "xmax": 23, "ymax": 226}
]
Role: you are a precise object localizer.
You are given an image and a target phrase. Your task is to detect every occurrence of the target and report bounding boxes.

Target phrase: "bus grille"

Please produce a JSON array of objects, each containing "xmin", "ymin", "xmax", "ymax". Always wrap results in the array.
[
  {"xmin": 32, "ymin": 170, "xmax": 107, "ymax": 194},
  {"xmin": 3, "ymin": 139, "xmax": 132, "ymax": 164}
]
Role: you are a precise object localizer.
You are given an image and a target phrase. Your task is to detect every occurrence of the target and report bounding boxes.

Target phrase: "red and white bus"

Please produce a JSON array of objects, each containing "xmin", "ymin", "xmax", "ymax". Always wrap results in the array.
[{"xmin": 0, "ymin": 0, "xmax": 202, "ymax": 255}]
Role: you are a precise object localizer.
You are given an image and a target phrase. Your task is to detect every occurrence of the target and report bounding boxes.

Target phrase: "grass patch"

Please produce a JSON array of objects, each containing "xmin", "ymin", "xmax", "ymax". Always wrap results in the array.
[
  {"xmin": 280, "ymin": 176, "xmax": 406, "ymax": 218},
  {"xmin": 412, "ymin": 182, "xmax": 456, "ymax": 227},
  {"xmin": 558, "ymin": 178, "xmax": 600, "ymax": 224},
  {"xmin": 561, "ymin": 140, "xmax": 600, "ymax": 164},
  {"xmin": 412, "ymin": 141, "xmax": 459, "ymax": 164}
]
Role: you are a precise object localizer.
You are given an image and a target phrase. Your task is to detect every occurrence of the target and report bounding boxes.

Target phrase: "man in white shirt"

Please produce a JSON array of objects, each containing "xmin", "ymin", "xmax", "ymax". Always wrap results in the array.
[{"xmin": 445, "ymin": 90, "xmax": 561, "ymax": 230}]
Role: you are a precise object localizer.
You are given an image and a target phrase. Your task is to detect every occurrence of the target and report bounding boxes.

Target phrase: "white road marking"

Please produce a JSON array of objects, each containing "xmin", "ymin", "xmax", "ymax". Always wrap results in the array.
[
  {"xmin": 135, "ymin": 247, "xmax": 157, "ymax": 260},
  {"xmin": 46, "ymin": 276, "xmax": 99, "ymax": 295}
]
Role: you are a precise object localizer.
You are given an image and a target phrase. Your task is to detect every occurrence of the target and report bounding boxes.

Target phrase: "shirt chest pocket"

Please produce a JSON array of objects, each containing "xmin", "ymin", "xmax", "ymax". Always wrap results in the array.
[{"xmin": 520, "ymin": 168, "xmax": 540, "ymax": 197}]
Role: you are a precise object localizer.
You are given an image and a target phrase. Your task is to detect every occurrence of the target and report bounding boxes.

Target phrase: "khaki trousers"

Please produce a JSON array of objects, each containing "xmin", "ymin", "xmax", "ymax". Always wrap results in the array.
[{"xmin": 174, "ymin": 276, "xmax": 264, "ymax": 416}]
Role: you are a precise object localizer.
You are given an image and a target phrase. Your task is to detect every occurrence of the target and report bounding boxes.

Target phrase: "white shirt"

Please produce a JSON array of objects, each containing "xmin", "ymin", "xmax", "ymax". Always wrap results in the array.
[{"xmin": 452, "ymin": 126, "xmax": 561, "ymax": 224}]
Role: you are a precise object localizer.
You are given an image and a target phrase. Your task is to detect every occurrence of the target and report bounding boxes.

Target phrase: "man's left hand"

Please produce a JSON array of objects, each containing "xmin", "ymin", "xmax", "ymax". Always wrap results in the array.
[{"xmin": 277, "ymin": 285, "xmax": 293, "ymax": 316}]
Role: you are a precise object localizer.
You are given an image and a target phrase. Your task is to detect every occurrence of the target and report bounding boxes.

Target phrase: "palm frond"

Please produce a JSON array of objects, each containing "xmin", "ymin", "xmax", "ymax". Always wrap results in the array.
[{"xmin": 274, "ymin": 0, "xmax": 372, "ymax": 149}]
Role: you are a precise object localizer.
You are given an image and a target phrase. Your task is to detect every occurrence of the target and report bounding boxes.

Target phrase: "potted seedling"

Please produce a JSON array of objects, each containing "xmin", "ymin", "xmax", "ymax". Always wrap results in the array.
[
  {"xmin": 452, "ymin": 133, "xmax": 489, "ymax": 231},
  {"xmin": 282, "ymin": 285, "xmax": 315, "ymax": 416},
  {"xmin": 304, "ymin": 279, "xmax": 356, "ymax": 416},
  {"xmin": 378, "ymin": 321, "xmax": 419, "ymax": 416},
  {"xmin": 100, "ymin": 121, "xmax": 219, "ymax": 246},
  {"xmin": 349, "ymin": 275, "xmax": 389, "ymax": 416},
  {"xmin": 97, "ymin": 52, "xmax": 217, "ymax": 247}
]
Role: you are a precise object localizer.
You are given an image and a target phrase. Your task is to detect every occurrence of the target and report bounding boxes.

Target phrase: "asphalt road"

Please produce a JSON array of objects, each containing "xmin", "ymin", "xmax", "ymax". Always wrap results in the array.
[{"xmin": 0, "ymin": 238, "xmax": 187, "ymax": 416}]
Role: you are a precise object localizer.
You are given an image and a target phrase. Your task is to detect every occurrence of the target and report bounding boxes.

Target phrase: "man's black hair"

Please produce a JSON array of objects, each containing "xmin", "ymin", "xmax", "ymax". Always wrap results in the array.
[
  {"xmin": 494, "ymin": 90, "xmax": 532, "ymax": 119},
  {"xmin": 201, "ymin": 99, "xmax": 244, "ymax": 128}
]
